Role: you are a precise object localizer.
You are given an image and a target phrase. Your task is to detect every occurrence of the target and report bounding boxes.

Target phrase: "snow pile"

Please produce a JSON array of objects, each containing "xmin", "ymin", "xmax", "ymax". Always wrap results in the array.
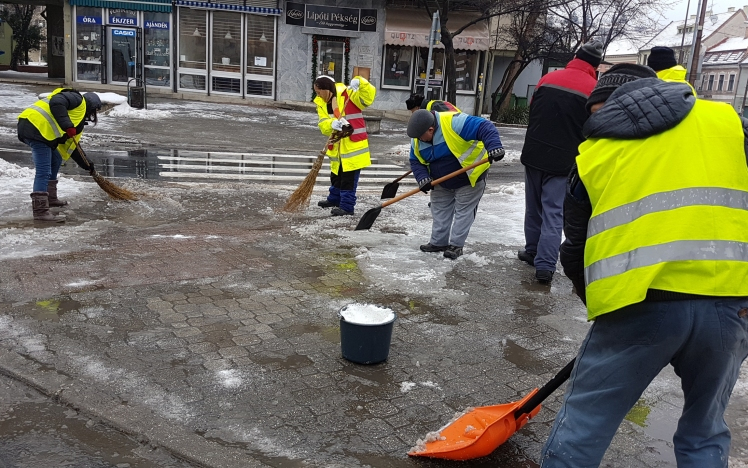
[
  {"xmin": 340, "ymin": 303, "xmax": 395, "ymax": 325},
  {"xmin": 106, "ymin": 102, "xmax": 173, "ymax": 119},
  {"xmin": 0, "ymin": 158, "xmax": 35, "ymax": 178}
]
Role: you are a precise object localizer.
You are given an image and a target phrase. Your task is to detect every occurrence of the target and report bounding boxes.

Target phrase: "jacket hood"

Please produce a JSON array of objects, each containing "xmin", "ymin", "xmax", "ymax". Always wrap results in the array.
[
  {"xmin": 566, "ymin": 57, "xmax": 598, "ymax": 80},
  {"xmin": 582, "ymin": 78, "xmax": 695, "ymax": 140}
]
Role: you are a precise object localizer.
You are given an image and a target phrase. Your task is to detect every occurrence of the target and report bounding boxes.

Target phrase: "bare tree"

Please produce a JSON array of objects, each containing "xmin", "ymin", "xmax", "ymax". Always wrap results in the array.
[
  {"xmin": 0, "ymin": 4, "xmax": 45, "ymax": 70},
  {"xmin": 416, "ymin": 0, "xmax": 559, "ymax": 104}
]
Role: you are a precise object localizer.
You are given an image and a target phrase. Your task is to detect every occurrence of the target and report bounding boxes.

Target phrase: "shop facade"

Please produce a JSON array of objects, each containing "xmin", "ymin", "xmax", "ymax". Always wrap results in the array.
[
  {"xmin": 66, "ymin": 0, "xmax": 490, "ymax": 113},
  {"xmin": 70, "ymin": 0, "xmax": 279, "ymax": 99}
]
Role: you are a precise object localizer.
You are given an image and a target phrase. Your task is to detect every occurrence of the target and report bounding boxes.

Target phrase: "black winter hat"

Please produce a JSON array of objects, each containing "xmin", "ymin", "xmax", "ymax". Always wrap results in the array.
[
  {"xmin": 407, "ymin": 109, "xmax": 436, "ymax": 138},
  {"xmin": 575, "ymin": 40, "xmax": 604, "ymax": 68},
  {"xmin": 406, "ymin": 93, "xmax": 426, "ymax": 110},
  {"xmin": 647, "ymin": 46, "xmax": 678, "ymax": 72},
  {"xmin": 83, "ymin": 92, "xmax": 102, "ymax": 111},
  {"xmin": 586, "ymin": 63, "xmax": 657, "ymax": 113}
]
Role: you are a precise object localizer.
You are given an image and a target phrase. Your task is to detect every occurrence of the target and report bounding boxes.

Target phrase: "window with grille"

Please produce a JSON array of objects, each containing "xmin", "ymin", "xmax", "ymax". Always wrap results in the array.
[
  {"xmin": 246, "ymin": 14, "xmax": 274, "ymax": 78},
  {"xmin": 179, "ymin": 9, "xmax": 207, "ymax": 70}
]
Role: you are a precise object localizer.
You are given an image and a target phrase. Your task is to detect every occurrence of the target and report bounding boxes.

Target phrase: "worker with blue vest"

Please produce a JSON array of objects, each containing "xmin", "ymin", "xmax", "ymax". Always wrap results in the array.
[
  {"xmin": 541, "ymin": 63, "xmax": 748, "ymax": 467},
  {"xmin": 406, "ymin": 109, "xmax": 505, "ymax": 259},
  {"xmin": 313, "ymin": 75, "xmax": 376, "ymax": 216},
  {"xmin": 17, "ymin": 88, "xmax": 102, "ymax": 222}
]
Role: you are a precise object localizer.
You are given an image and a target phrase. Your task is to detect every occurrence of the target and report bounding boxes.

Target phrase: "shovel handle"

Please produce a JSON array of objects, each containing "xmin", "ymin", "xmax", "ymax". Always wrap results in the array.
[
  {"xmin": 391, "ymin": 170, "xmax": 412, "ymax": 184},
  {"xmin": 513, "ymin": 358, "xmax": 576, "ymax": 420},
  {"xmin": 381, "ymin": 158, "xmax": 490, "ymax": 209}
]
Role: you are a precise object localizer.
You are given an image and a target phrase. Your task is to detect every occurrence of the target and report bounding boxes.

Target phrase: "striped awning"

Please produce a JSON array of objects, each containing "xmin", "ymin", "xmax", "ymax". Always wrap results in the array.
[
  {"xmin": 174, "ymin": 1, "xmax": 282, "ymax": 14},
  {"xmin": 70, "ymin": 0, "xmax": 172, "ymax": 12}
]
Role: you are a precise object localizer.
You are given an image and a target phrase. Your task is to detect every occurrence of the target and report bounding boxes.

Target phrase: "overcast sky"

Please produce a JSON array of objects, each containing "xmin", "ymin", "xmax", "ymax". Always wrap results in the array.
[{"xmin": 661, "ymin": 0, "xmax": 738, "ymax": 23}]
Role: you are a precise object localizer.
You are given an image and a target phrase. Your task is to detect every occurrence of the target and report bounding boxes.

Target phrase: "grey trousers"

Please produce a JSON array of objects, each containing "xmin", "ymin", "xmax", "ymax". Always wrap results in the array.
[{"xmin": 428, "ymin": 178, "xmax": 486, "ymax": 248}]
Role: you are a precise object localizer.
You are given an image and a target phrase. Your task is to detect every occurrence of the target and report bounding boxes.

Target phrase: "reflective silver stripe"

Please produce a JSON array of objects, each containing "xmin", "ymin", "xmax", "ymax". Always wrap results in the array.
[
  {"xmin": 458, "ymin": 140, "xmax": 479, "ymax": 164},
  {"xmin": 351, "ymin": 127, "xmax": 367, "ymax": 135},
  {"xmin": 29, "ymin": 105, "xmax": 63, "ymax": 138},
  {"xmin": 589, "ymin": 188, "xmax": 748, "ymax": 238},
  {"xmin": 585, "ymin": 240, "xmax": 748, "ymax": 284},
  {"xmin": 340, "ymin": 147, "xmax": 369, "ymax": 159},
  {"xmin": 344, "ymin": 112, "xmax": 363, "ymax": 120}
]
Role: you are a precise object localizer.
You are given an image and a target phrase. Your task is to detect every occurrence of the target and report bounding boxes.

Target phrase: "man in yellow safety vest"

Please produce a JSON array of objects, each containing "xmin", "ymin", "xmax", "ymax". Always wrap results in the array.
[{"xmin": 540, "ymin": 63, "xmax": 748, "ymax": 467}]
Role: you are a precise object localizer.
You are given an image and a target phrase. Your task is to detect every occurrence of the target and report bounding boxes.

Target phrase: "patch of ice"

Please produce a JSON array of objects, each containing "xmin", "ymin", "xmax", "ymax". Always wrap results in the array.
[
  {"xmin": 400, "ymin": 382, "xmax": 416, "ymax": 393},
  {"xmin": 218, "ymin": 369, "xmax": 243, "ymax": 388}
]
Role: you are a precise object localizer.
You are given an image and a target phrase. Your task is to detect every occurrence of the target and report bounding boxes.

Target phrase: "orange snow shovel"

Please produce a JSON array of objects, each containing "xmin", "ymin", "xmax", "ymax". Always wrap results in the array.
[{"xmin": 409, "ymin": 358, "xmax": 575, "ymax": 461}]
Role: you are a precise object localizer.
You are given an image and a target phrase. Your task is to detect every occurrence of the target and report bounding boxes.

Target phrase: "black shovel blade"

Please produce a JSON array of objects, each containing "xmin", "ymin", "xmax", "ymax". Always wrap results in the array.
[
  {"xmin": 380, "ymin": 182, "xmax": 400, "ymax": 199},
  {"xmin": 354, "ymin": 206, "xmax": 383, "ymax": 230}
]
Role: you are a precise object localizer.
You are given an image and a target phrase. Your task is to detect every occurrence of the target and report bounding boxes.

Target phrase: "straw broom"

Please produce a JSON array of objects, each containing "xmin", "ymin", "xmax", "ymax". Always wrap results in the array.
[
  {"xmin": 283, "ymin": 92, "xmax": 354, "ymax": 212},
  {"xmin": 75, "ymin": 142, "xmax": 139, "ymax": 201}
]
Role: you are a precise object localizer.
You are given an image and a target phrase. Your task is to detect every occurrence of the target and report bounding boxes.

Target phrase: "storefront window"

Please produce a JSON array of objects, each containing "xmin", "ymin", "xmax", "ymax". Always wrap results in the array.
[
  {"xmin": 382, "ymin": 45, "xmax": 412, "ymax": 89},
  {"xmin": 179, "ymin": 9, "xmax": 207, "ymax": 71},
  {"xmin": 246, "ymin": 14, "xmax": 273, "ymax": 78},
  {"xmin": 212, "ymin": 11, "xmax": 241, "ymax": 73},
  {"xmin": 455, "ymin": 51, "xmax": 478, "ymax": 93},
  {"xmin": 144, "ymin": 11, "xmax": 170, "ymax": 87},
  {"xmin": 76, "ymin": 6, "xmax": 102, "ymax": 82}
]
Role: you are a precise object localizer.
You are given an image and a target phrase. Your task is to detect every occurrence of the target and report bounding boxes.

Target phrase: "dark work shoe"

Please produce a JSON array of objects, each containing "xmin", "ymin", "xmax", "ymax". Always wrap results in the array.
[
  {"xmin": 420, "ymin": 243, "xmax": 448, "ymax": 253},
  {"xmin": 318, "ymin": 199, "xmax": 339, "ymax": 208},
  {"xmin": 535, "ymin": 270, "xmax": 554, "ymax": 284},
  {"xmin": 330, "ymin": 207, "xmax": 354, "ymax": 216},
  {"xmin": 444, "ymin": 245, "xmax": 463, "ymax": 260},
  {"xmin": 518, "ymin": 250, "xmax": 536, "ymax": 266}
]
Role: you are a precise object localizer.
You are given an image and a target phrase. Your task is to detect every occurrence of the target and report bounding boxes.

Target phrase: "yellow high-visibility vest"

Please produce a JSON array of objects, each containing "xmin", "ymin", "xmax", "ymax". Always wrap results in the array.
[
  {"xmin": 576, "ymin": 99, "xmax": 748, "ymax": 319},
  {"xmin": 18, "ymin": 88, "xmax": 86, "ymax": 160},
  {"xmin": 413, "ymin": 111, "xmax": 489, "ymax": 187}
]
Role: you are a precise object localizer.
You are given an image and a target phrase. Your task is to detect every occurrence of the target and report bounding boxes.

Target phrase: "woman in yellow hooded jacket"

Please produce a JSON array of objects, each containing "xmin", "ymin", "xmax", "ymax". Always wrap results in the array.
[{"xmin": 312, "ymin": 75, "xmax": 376, "ymax": 216}]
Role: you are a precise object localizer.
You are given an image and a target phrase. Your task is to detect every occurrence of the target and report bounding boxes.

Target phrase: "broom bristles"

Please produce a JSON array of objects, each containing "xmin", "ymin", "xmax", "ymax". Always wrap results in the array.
[
  {"xmin": 91, "ymin": 171, "xmax": 139, "ymax": 201},
  {"xmin": 282, "ymin": 152, "xmax": 325, "ymax": 212}
]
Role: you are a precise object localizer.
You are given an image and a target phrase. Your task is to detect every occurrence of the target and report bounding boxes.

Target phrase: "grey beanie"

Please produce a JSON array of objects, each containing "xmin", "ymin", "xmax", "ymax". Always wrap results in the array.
[
  {"xmin": 575, "ymin": 40, "xmax": 604, "ymax": 68},
  {"xmin": 407, "ymin": 109, "xmax": 436, "ymax": 138}
]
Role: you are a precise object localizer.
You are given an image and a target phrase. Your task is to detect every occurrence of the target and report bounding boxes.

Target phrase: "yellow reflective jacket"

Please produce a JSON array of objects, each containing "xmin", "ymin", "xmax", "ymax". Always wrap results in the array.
[
  {"xmin": 577, "ymin": 99, "xmax": 748, "ymax": 318},
  {"xmin": 313, "ymin": 76, "xmax": 376, "ymax": 174},
  {"xmin": 656, "ymin": 66, "xmax": 696, "ymax": 95},
  {"xmin": 413, "ymin": 111, "xmax": 489, "ymax": 187},
  {"xmin": 18, "ymin": 88, "xmax": 86, "ymax": 160}
]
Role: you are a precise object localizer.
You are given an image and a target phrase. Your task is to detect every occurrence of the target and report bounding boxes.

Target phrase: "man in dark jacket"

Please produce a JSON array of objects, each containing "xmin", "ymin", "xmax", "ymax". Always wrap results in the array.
[
  {"xmin": 541, "ymin": 63, "xmax": 748, "ymax": 467},
  {"xmin": 518, "ymin": 39, "xmax": 603, "ymax": 284}
]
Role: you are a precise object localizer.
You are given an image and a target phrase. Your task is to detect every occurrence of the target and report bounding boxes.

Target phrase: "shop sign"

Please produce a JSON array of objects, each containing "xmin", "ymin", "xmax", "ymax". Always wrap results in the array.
[
  {"xmin": 145, "ymin": 21, "xmax": 169, "ymax": 29},
  {"xmin": 113, "ymin": 29, "xmax": 136, "ymax": 37},
  {"xmin": 285, "ymin": 2, "xmax": 377, "ymax": 32},
  {"xmin": 77, "ymin": 15, "xmax": 101, "ymax": 24},
  {"xmin": 109, "ymin": 15, "xmax": 137, "ymax": 26}
]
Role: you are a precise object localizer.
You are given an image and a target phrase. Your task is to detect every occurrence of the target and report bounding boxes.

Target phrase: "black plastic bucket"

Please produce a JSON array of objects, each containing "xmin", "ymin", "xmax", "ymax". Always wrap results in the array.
[{"xmin": 340, "ymin": 309, "xmax": 396, "ymax": 365}]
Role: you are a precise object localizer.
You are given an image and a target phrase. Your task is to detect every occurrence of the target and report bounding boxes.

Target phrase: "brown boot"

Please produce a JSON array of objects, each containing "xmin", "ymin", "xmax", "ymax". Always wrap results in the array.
[
  {"xmin": 30, "ymin": 192, "xmax": 65, "ymax": 222},
  {"xmin": 47, "ymin": 179, "xmax": 68, "ymax": 207}
]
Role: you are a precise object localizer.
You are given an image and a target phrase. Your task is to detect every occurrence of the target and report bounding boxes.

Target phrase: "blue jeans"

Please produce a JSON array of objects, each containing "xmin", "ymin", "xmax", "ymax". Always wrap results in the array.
[
  {"xmin": 541, "ymin": 298, "xmax": 748, "ymax": 468},
  {"xmin": 26, "ymin": 139, "xmax": 62, "ymax": 192},
  {"xmin": 523, "ymin": 166, "xmax": 566, "ymax": 271}
]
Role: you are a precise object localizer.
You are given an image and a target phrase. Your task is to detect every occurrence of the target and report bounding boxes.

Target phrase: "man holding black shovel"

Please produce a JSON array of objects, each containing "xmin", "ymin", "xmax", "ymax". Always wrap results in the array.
[{"xmin": 406, "ymin": 109, "xmax": 505, "ymax": 259}]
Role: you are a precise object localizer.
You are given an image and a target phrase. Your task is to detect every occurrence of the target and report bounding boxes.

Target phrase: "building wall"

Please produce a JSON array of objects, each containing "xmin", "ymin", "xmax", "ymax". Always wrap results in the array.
[
  {"xmin": 699, "ymin": 64, "xmax": 741, "ymax": 104},
  {"xmin": 487, "ymin": 54, "xmax": 542, "ymax": 102},
  {"xmin": 0, "ymin": 22, "xmax": 12, "ymax": 67}
]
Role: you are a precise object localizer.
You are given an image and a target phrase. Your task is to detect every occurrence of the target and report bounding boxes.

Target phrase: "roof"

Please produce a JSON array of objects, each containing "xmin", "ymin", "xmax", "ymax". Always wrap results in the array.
[
  {"xmin": 604, "ymin": 35, "xmax": 653, "ymax": 58},
  {"xmin": 708, "ymin": 36, "xmax": 748, "ymax": 52},
  {"xmin": 643, "ymin": 10, "xmax": 742, "ymax": 49}
]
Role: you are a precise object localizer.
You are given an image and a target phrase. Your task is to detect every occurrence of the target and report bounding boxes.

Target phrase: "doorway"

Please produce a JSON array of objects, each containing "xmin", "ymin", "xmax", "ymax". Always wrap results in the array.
[{"xmin": 109, "ymin": 27, "xmax": 137, "ymax": 83}]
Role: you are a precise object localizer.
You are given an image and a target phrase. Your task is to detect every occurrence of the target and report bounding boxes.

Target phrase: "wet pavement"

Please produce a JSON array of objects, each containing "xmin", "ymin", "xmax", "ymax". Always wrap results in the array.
[{"xmin": 0, "ymin": 81, "xmax": 746, "ymax": 468}]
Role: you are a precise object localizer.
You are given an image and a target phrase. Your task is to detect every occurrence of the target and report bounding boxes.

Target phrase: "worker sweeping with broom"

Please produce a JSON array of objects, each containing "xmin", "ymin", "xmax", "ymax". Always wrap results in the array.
[
  {"xmin": 18, "ymin": 88, "xmax": 102, "ymax": 222},
  {"xmin": 312, "ymin": 75, "xmax": 376, "ymax": 216}
]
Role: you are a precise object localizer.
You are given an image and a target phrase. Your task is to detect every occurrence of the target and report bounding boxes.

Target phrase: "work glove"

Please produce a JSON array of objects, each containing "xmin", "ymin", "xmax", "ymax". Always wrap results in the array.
[
  {"xmin": 331, "ymin": 118, "xmax": 350, "ymax": 132},
  {"xmin": 488, "ymin": 148, "xmax": 505, "ymax": 163},
  {"xmin": 349, "ymin": 78, "xmax": 360, "ymax": 91},
  {"xmin": 65, "ymin": 127, "xmax": 77, "ymax": 139},
  {"xmin": 418, "ymin": 177, "xmax": 433, "ymax": 193}
]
